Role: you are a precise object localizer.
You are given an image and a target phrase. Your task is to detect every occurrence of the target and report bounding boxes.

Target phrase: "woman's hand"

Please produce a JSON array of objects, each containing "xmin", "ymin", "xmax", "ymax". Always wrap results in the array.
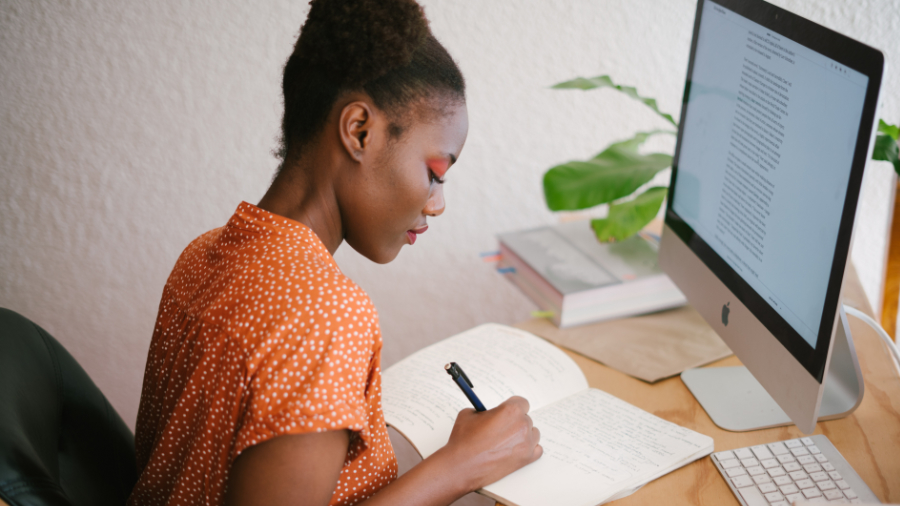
[
  {"xmin": 358, "ymin": 395, "xmax": 542, "ymax": 506},
  {"xmin": 438, "ymin": 396, "xmax": 543, "ymax": 491}
]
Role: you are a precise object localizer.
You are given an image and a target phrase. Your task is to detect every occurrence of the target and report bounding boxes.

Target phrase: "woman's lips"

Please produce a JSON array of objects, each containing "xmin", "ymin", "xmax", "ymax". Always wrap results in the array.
[{"xmin": 407, "ymin": 225, "xmax": 428, "ymax": 245}]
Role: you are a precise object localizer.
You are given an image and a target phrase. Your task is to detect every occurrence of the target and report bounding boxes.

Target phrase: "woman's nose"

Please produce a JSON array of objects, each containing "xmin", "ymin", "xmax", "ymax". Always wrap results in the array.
[{"xmin": 425, "ymin": 184, "xmax": 445, "ymax": 217}]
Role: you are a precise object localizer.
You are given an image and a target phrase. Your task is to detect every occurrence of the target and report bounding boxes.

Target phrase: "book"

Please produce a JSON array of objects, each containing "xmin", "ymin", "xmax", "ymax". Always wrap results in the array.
[
  {"xmin": 497, "ymin": 221, "xmax": 686, "ymax": 328},
  {"xmin": 382, "ymin": 324, "xmax": 714, "ymax": 506}
]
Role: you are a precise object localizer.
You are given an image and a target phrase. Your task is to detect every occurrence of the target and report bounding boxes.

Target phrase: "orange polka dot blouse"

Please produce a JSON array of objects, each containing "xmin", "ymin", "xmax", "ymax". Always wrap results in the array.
[{"xmin": 129, "ymin": 202, "xmax": 398, "ymax": 506}]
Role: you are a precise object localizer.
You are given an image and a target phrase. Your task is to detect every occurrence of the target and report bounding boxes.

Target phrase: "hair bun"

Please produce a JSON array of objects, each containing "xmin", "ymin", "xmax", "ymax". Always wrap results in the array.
[{"xmin": 297, "ymin": 0, "xmax": 430, "ymax": 86}]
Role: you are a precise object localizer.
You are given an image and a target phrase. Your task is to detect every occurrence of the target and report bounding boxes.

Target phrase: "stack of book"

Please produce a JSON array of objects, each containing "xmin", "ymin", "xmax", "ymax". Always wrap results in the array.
[{"xmin": 497, "ymin": 221, "xmax": 685, "ymax": 328}]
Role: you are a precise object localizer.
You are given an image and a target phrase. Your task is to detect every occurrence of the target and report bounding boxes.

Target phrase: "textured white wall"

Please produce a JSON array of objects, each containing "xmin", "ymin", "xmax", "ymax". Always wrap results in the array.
[{"xmin": 1, "ymin": 1, "xmax": 898, "ymax": 503}]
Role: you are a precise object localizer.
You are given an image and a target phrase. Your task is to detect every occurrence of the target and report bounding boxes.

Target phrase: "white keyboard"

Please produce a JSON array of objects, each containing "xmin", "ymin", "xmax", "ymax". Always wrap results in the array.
[{"xmin": 711, "ymin": 435, "xmax": 880, "ymax": 505}]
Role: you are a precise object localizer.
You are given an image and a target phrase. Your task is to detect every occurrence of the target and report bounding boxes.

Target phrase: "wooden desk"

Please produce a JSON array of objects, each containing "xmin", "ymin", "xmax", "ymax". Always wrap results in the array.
[{"xmin": 500, "ymin": 269, "xmax": 900, "ymax": 505}]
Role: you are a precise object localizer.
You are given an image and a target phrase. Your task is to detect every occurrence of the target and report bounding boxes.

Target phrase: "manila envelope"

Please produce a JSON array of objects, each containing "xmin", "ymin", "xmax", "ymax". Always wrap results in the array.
[{"xmin": 516, "ymin": 305, "xmax": 732, "ymax": 383}]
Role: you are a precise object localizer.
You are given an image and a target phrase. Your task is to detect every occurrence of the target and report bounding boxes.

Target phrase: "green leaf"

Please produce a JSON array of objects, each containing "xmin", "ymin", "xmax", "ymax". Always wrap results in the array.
[
  {"xmin": 879, "ymin": 119, "xmax": 899, "ymax": 141},
  {"xmin": 590, "ymin": 187, "xmax": 668, "ymax": 242},
  {"xmin": 552, "ymin": 75, "xmax": 678, "ymax": 127},
  {"xmin": 543, "ymin": 132, "xmax": 673, "ymax": 211},
  {"xmin": 873, "ymin": 133, "xmax": 900, "ymax": 176},
  {"xmin": 873, "ymin": 120, "xmax": 899, "ymax": 176}
]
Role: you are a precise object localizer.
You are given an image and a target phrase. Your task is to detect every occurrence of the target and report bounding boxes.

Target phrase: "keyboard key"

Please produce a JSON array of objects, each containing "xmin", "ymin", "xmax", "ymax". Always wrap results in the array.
[
  {"xmin": 751, "ymin": 445, "xmax": 774, "ymax": 460},
  {"xmin": 732, "ymin": 475, "xmax": 754, "ymax": 488},
  {"xmin": 844, "ymin": 489, "xmax": 858, "ymax": 499},
  {"xmin": 791, "ymin": 447, "xmax": 810, "ymax": 456},
  {"xmin": 822, "ymin": 462, "xmax": 835, "ymax": 471},
  {"xmin": 768, "ymin": 442, "xmax": 789, "ymax": 455},
  {"xmin": 818, "ymin": 480, "xmax": 836, "ymax": 490},
  {"xmin": 764, "ymin": 491, "xmax": 785, "ymax": 502},
  {"xmin": 768, "ymin": 467, "xmax": 786, "ymax": 477},
  {"xmin": 801, "ymin": 437, "xmax": 815, "ymax": 445},
  {"xmin": 726, "ymin": 467, "xmax": 747, "ymax": 477},
  {"xmin": 747, "ymin": 466, "xmax": 765, "ymax": 476},
  {"xmin": 810, "ymin": 471, "xmax": 829, "ymax": 482},
  {"xmin": 830, "ymin": 471, "xmax": 843, "ymax": 481},
  {"xmin": 770, "ymin": 501, "xmax": 789, "ymax": 506},
  {"xmin": 761, "ymin": 458, "xmax": 780, "ymax": 469},
  {"xmin": 715, "ymin": 450, "xmax": 735, "ymax": 461},
  {"xmin": 785, "ymin": 492, "xmax": 804, "ymax": 504},
  {"xmin": 789, "ymin": 470, "xmax": 808, "ymax": 481},
  {"xmin": 796, "ymin": 478, "xmax": 815, "ymax": 489},
  {"xmin": 734, "ymin": 448, "xmax": 755, "ymax": 459},
  {"xmin": 741, "ymin": 458, "xmax": 760, "ymax": 468},
  {"xmin": 720, "ymin": 458, "xmax": 740, "ymax": 469},
  {"xmin": 752, "ymin": 474, "xmax": 771, "ymax": 485},
  {"xmin": 803, "ymin": 463, "xmax": 823, "ymax": 473},
  {"xmin": 784, "ymin": 462, "xmax": 802, "ymax": 472},
  {"xmin": 803, "ymin": 487, "xmax": 823, "ymax": 498},
  {"xmin": 774, "ymin": 475, "xmax": 792, "ymax": 486},
  {"xmin": 814, "ymin": 454, "xmax": 828, "ymax": 463},
  {"xmin": 808, "ymin": 445, "xmax": 821, "ymax": 454},
  {"xmin": 785, "ymin": 439, "xmax": 803, "ymax": 448},
  {"xmin": 780, "ymin": 484, "xmax": 800, "ymax": 494},
  {"xmin": 738, "ymin": 485, "xmax": 769, "ymax": 506},
  {"xmin": 777, "ymin": 454, "xmax": 796, "ymax": 464},
  {"xmin": 824, "ymin": 489, "xmax": 845, "ymax": 500},
  {"xmin": 759, "ymin": 483, "xmax": 778, "ymax": 493},
  {"xmin": 798, "ymin": 455, "xmax": 816, "ymax": 465}
]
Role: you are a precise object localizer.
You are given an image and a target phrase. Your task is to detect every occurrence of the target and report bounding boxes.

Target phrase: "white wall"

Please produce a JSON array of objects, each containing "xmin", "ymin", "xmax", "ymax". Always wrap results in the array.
[{"xmin": 2, "ymin": 1, "xmax": 898, "ymax": 503}]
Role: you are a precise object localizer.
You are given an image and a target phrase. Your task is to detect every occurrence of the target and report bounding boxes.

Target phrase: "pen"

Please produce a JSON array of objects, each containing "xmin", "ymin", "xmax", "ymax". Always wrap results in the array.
[{"xmin": 445, "ymin": 362, "xmax": 486, "ymax": 412}]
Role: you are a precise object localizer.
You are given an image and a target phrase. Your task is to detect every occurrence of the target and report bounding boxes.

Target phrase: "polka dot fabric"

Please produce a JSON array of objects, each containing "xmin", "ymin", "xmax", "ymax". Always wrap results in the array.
[{"xmin": 129, "ymin": 202, "xmax": 398, "ymax": 506}]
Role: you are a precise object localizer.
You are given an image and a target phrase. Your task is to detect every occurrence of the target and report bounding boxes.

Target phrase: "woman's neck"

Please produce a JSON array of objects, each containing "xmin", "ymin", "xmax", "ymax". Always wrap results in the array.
[{"xmin": 257, "ymin": 152, "xmax": 345, "ymax": 256}]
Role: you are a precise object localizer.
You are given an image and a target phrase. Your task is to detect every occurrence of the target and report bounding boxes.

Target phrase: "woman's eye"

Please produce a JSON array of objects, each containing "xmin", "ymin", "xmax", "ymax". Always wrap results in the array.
[{"xmin": 429, "ymin": 170, "xmax": 445, "ymax": 185}]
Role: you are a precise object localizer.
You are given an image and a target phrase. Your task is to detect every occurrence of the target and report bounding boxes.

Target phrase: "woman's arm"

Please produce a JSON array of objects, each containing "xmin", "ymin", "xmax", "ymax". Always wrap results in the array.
[
  {"xmin": 224, "ymin": 396, "xmax": 542, "ymax": 506},
  {"xmin": 225, "ymin": 428, "xmax": 350, "ymax": 506}
]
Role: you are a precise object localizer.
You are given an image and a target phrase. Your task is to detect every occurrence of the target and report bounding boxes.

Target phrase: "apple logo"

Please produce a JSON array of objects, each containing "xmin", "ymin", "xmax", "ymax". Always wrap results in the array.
[{"xmin": 722, "ymin": 302, "xmax": 730, "ymax": 326}]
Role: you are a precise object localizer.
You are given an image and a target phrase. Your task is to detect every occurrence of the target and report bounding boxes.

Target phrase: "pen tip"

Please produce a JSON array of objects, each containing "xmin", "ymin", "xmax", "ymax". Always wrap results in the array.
[{"xmin": 444, "ymin": 363, "xmax": 452, "ymax": 370}]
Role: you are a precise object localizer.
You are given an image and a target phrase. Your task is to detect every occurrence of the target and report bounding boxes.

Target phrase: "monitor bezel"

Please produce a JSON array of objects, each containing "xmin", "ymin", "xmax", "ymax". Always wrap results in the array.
[{"xmin": 665, "ymin": 0, "xmax": 884, "ymax": 382}]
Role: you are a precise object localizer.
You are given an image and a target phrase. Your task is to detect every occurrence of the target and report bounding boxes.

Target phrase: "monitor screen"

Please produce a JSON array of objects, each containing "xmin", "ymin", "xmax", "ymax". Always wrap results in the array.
[{"xmin": 668, "ymin": 0, "xmax": 871, "ymax": 374}]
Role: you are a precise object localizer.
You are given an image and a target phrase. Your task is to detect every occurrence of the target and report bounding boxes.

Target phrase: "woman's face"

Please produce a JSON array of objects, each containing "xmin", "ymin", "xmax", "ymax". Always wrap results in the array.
[{"xmin": 342, "ymin": 100, "xmax": 468, "ymax": 263}]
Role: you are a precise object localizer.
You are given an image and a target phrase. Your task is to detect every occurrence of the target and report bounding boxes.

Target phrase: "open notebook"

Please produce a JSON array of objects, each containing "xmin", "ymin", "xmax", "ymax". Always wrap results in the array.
[{"xmin": 382, "ymin": 324, "xmax": 713, "ymax": 506}]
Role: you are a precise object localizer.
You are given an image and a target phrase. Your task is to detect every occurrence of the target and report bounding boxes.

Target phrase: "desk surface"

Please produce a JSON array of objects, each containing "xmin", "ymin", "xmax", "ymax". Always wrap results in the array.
[{"xmin": 501, "ymin": 267, "xmax": 900, "ymax": 505}]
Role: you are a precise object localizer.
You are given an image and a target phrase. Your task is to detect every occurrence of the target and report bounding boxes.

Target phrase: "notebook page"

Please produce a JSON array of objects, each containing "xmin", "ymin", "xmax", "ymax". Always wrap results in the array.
[
  {"xmin": 481, "ymin": 389, "xmax": 713, "ymax": 506},
  {"xmin": 382, "ymin": 324, "xmax": 588, "ymax": 457}
]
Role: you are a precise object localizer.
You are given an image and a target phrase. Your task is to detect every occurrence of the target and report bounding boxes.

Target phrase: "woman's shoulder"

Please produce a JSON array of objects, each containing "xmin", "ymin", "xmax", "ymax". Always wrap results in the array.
[{"xmin": 206, "ymin": 228, "xmax": 380, "ymax": 344}]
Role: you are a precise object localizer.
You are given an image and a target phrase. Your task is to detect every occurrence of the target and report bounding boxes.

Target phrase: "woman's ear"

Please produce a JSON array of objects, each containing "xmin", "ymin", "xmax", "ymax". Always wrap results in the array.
[{"xmin": 339, "ymin": 101, "xmax": 377, "ymax": 162}]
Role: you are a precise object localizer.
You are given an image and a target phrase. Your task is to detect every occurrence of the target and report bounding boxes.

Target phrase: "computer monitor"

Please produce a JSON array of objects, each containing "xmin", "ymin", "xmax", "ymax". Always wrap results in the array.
[{"xmin": 659, "ymin": 0, "xmax": 884, "ymax": 434}]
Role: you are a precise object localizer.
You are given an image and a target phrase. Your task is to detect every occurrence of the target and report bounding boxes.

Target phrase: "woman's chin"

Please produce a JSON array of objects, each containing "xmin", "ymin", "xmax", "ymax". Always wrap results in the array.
[{"xmin": 348, "ymin": 240, "xmax": 403, "ymax": 265}]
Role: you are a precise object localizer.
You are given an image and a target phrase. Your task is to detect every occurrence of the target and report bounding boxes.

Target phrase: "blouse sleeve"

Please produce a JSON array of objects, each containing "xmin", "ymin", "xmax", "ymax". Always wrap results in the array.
[{"xmin": 231, "ymin": 281, "xmax": 380, "ymax": 462}]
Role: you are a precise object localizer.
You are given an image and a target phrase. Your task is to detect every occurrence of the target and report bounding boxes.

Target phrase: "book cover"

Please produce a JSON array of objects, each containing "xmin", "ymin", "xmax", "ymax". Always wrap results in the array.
[{"xmin": 498, "ymin": 221, "xmax": 686, "ymax": 327}]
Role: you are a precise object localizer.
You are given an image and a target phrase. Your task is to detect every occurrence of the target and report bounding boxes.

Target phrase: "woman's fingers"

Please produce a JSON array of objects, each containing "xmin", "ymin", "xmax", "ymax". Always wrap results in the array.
[
  {"xmin": 531, "ymin": 443, "xmax": 544, "ymax": 462},
  {"xmin": 528, "ymin": 427, "xmax": 542, "ymax": 463},
  {"xmin": 500, "ymin": 395, "xmax": 530, "ymax": 414}
]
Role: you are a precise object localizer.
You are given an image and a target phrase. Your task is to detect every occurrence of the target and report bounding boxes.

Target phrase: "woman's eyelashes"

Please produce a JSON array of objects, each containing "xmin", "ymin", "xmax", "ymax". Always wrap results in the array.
[
  {"xmin": 429, "ymin": 169, "xmax": 445, "ymax": 185},
  {"xmin": 426, "ymin": 158, "xmax": 450, "ymax": 181}
]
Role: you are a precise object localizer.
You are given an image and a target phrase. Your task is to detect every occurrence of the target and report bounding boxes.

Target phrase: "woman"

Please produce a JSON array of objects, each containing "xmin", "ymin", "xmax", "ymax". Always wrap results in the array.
[{"xmin": 128, "ymin": 1, "xmax": 542, "ymax": 505}]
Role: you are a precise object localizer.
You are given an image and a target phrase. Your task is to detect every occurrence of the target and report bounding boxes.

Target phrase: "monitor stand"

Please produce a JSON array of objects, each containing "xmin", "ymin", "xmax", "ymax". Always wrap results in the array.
[{"xmin": 680, "ymin": 306, "xmax": 864, "ymax": 432}]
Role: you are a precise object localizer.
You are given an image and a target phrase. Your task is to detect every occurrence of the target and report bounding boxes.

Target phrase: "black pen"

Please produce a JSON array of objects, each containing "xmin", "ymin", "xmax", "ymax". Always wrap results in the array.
[{"xmin": 445, "ymin": 362, "xmax": 486, "ymax": 412}]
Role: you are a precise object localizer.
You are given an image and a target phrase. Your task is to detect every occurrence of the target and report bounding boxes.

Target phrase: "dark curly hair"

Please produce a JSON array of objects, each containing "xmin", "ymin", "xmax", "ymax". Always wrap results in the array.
[{"xmin": 277, "ymin": 0, "xmax": 466, "ymax": 165}]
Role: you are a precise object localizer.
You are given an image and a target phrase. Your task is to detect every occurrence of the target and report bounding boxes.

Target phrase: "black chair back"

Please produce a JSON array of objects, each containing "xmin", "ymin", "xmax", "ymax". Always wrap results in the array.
[{"xmin": 0, "ymin": 308, "xmax": 137, "ymax": 505}]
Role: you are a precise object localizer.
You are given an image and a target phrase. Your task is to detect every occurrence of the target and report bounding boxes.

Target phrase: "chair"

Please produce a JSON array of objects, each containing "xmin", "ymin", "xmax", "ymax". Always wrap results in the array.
[{"xmin": 0, "ymin": 308, "xmax": 137, "ymax": 505}]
